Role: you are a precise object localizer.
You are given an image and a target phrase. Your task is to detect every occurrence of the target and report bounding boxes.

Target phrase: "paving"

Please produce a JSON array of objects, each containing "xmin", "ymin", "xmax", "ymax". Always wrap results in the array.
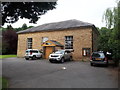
[{"xmin": 2, "ymin": 57, "xmax": 118, "ymax": 88}]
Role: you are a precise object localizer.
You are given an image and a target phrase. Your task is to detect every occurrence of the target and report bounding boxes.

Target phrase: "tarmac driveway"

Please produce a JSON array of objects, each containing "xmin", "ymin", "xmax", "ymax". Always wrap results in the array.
[{"xmin": 2, "ymin": 57, "xmax": 118, "ymax": 88}]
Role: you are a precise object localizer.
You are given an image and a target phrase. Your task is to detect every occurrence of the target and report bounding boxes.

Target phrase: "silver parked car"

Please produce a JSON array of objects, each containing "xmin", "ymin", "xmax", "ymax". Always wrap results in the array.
[
  {"xmin": 25, "ymin": 49, "xmax": 42, "ymax": 60},
  {"xmin": 49, "ymin": 50, "xmax": 73, "ymax": 63}
]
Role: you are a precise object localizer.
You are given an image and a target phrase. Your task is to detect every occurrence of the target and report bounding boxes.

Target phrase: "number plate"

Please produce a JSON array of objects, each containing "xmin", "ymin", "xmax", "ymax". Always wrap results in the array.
[{"xmin": 96, "ymin": 58, "xmax": 101, "ymax": 60}]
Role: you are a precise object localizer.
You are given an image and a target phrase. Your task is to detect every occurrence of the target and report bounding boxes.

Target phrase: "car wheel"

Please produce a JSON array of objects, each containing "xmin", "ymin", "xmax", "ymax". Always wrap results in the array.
[
  {"xmin": 69, "ymin": 56, "xmax": 73, "ymax": 61},
  {"xmin": 61, "ymin": 58, "xmax": 64, "ymax": 63},
  {"xmin": 105, "ymin": 60, "xmax": 108, "ymax": 67},
  {"xmin": 91, "ymin": 63, "xmax": 93, "ymax": 66},
  {"xmin": 49, "ymin": 60, "xmax": 53, "ymax": 63},
  {"xmin": 25, "ymin": 58, "xmax": 29, "ymax": 60},
  {"xmin": 38, "ymin": 56, "xmax": 41, "ymax": 59},
  {"xmin": 38, "ymin": 55, "xmax": 42, "ymax": 59},
  {"xmin": 105, "ymin": 63, "xmax": 108, "ymax": 67},
  {"xmin": 32, "ymin": 56, "xmax": 36, "ymax": 60},
  {"xmin": 40, "ymin": 55, "xmax": 42, "ymax": 59}
]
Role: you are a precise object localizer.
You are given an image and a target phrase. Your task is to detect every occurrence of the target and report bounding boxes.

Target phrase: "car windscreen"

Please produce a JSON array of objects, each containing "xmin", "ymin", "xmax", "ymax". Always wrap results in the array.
[
  {"xmin": 55, "ymin": 50, "xmax": 64, "ymax": 54},
  {"xmin": 26, "ymin": 50, "xmax": 38, "ymax": 53},
  {"xmin": 92, "ymin": 53, "xmax": 105, "ymax": 58}
]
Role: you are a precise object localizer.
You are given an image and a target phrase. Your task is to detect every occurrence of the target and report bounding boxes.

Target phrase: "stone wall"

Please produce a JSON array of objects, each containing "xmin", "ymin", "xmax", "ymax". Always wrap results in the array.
[{"xmin": 17, "ymin": 27, "xmax": 97, "ymax": 60}]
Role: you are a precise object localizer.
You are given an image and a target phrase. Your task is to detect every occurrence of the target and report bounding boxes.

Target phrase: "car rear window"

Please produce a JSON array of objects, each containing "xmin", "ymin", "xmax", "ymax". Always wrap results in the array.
[
  {"xmin": 30, "ymin": 50, "xmax": 38, "ymax": 53},
  {"xmin": 55, "ymin": 50, "xmax": 64, "ymax": 54},
  {"xmin": 92, "ymin": 53, "xmax": 105, "ymax": 58},
  {"xmin": 26, "ymin": 51, "xmax": 29, "ymax": 53}
]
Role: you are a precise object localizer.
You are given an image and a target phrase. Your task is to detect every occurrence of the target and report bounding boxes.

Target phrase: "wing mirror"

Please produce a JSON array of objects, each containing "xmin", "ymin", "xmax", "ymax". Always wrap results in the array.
[{"xmin": 65, "ymin": 52, "xmax": 67, "ymax": 54}]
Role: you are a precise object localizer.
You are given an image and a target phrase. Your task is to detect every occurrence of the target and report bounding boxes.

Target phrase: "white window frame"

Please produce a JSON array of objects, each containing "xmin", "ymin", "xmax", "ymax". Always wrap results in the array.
[
  {"xmin": 65, "ymin": 36, "xmax": 73, "ymax": 49},
  {"xmin": 27, "ymin": 38, "xmax": 32, "ymax": 49},
  {"xmin": 82, "ymin": 48, "xmax": 91, "ymax": 57}
]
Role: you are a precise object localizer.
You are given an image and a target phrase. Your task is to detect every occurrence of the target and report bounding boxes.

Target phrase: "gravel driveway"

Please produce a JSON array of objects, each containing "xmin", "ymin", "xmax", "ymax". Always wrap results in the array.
[{"xmin": 2, "ymin": 57, "xmax": 118, "ymax": 88}]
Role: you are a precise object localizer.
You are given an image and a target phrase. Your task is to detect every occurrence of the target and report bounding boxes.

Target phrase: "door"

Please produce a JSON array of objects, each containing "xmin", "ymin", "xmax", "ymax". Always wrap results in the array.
[
  {"xmin": 36, "ymin": 50, "xmax": 40, "ymax": 58},
  {"xmin": 64, "ymin": 51, "xmax": 68, "ymax": 60},
  {"xmin": 45, "ymin": 47, "xmax": 54, "ymax": 59}
]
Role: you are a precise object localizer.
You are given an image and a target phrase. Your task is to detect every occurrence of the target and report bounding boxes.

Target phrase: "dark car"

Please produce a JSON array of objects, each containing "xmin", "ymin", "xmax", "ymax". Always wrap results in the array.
[{"xmin": 90, "ymin": 51, "xmax": 109, "ymax": 66}]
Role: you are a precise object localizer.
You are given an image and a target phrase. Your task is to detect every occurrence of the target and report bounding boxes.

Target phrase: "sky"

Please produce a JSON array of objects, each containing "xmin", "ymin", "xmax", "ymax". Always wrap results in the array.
[{"xmin": 3, "ymin": 0, "xmax": 117, "ymax": 28}]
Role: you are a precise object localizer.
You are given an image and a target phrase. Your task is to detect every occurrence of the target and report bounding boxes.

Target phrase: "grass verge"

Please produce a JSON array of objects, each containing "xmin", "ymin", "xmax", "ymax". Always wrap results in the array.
[
  {"xmin": 0, "ymin": 77, "xmax": 8, "ymax": 89},
  {"xmin": 0, "ymin": 55, "xmax": 17, "ymax": 59}
]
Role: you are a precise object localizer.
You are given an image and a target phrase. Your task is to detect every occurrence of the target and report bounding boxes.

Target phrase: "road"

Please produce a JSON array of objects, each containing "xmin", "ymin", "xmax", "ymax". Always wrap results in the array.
[{"xmin": 2, "ymin": 57, "xmax": 118, "ymax": 88}]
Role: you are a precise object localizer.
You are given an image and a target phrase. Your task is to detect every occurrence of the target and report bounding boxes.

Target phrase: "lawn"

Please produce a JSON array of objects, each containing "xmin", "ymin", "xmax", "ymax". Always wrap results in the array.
[
  {"xmin": 0, "ymin": 55, "xmax": 17, "ymax": 59},
  {"xmin": 0, "ymin": 77, "xmax": 8, "ymax": 88}
]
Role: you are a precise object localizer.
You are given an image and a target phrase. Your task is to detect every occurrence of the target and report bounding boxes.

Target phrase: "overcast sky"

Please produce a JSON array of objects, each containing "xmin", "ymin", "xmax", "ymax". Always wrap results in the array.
[{"xmin": 3, "ymin": 0, "xmax": 117, "ymax": 28}]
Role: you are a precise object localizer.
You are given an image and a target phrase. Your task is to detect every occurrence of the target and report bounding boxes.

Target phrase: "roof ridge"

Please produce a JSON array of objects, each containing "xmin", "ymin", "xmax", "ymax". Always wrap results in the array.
[{"xmin": 17, "ymin": 19, "xmax": 95, "ymax": 34}]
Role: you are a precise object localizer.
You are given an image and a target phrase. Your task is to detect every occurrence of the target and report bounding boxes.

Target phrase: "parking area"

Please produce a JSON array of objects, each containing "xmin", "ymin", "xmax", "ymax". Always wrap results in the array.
[{"xmin": 2, "ymin": 57, "xmax": 118, "ymax": 88}]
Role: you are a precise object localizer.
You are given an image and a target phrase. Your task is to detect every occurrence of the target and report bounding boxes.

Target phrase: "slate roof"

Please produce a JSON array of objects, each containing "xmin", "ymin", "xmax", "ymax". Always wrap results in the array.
[{"xmin": 17, "ymin": 19, "xmax": 98, "ymax": 34}]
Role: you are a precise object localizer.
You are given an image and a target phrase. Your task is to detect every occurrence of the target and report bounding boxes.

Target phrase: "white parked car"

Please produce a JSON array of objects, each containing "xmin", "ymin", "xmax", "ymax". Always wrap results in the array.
[
  {"xmin": 25, "ymin": 49, "xmax": 42, "ymax": 60},
  {"xmin": 49, "ymin": 50, "xmax": 73, "ymax": 63}
]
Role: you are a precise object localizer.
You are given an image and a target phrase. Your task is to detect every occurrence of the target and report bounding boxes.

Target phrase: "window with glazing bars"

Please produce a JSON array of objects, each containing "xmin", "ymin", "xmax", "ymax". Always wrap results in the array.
[
  {"xmin": 82, "ymin": 48, "xmax": 91, "ymax": 56},
  {"xmin": 65, "ymin": 36, "xmax": 73, "ymax": 49},
  {"xmin": 27, "ymin": 38, "xmax": 32, "ymax": 49}
]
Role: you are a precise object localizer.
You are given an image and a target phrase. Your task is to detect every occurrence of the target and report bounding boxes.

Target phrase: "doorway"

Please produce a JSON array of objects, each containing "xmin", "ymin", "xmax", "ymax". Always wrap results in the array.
[{"xmin": 45, "ymin": 46, "xmax": 54, "ymax": 59}]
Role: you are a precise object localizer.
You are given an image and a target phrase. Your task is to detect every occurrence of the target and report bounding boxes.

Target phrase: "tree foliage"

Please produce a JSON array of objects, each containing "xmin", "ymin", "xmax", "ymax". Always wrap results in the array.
[
  {"xmin": 97, "ymin": 27, "xmax": 113, "ymax": 52},
  {"xmin": 1, "ymin": 2, "xmax": 57, "ymax": 25},
  {"xmin": 15, "ymin": 24, "xmax": 34, "ymax": 31},
  {"xmin": 1, "ymin": 24, "xmax": 33, "ymax": 54},
  {"xmin": 102, "ymin": 1, "xmax": 119, "ymax": 29},
  {"xmin": 21, "ymin": 23, "xmax": 28, "ymax": 30},
  {"xmin": 1, "ymin": 23, "xmax": 33, "ymax": 32},
  {"xmin": 0, "ymin": 30, "xmax": 2, "ymax": 55},
  {"xmin": 100, "ymin": 1, "xmax": 120, "ymax": 65},
  {"xmin": 2, "ymin": 25, "xmax": 18, "ymax": 54}
]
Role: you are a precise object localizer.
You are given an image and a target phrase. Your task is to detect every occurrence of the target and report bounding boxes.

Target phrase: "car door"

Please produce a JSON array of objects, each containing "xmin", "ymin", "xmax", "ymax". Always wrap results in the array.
[
  {"xmin": 37, "ymin": 50, "xmax": 41, "ymax": 58},
  {"xmin": 34, "ymin": 50, "xmax": 39, "ymax": 57},
  {"xmin": 39, "ymin": 50, "xmax": 42, "ymax": 57},
  {"xmin": 64, "ymin": 51, "xmax": 68, "ymax": 60}
]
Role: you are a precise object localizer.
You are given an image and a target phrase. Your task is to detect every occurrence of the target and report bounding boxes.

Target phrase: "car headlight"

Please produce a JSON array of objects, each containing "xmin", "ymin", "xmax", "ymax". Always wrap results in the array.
[
  {"xmin": 58, "ymin": 55, "xmax": 63, "ymax": 58},
  {"xmin": 49, "ymin": 55, "xmax": 51, "ymax": 58}
]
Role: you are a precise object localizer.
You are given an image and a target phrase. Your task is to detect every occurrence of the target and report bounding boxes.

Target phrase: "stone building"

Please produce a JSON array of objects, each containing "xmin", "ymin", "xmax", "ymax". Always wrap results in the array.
[{"xmin": 17, "ymin": 19, "xmax": 99, "ymax": 60}]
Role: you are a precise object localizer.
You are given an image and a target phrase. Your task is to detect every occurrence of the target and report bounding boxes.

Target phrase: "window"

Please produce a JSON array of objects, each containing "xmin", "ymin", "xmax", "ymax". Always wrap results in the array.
[
  {"xmin": 65, "ymin": 36, "xmax": 73, "ymax": 49},
  {"xmin": 27, "ymin": 38, "xmax": 32, "ymax": 49},
  {"xmin": 30, "ymin": 50, "xmax": 38, "ymax": 53},
  {"xmin": 92, "ymin": 52, "xmax": 105, "ymax": 58},
  {"xmin": 82, "ymin": 48, "xmax": 90, "ymax": 56},
  {"xmin": 42, "ymin": 37, "xmax": 48, "ymax": 43},
  {"xmin": 26, "ymin": 50, "xmax": 38, "ymax": 53}
]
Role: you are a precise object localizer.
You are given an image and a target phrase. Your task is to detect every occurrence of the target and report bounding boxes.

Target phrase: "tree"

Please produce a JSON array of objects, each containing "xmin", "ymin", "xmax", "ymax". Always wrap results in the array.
[
  {"xmin": 1, "ymin": 24, "xmax": 34, "ymax": 32},
  {"xmin": 103, "ymin": 1, "xmax": 120, "ymax": 38},
  {"xmin": 97, "ymin": 27, "xmax": 112, "ymax": 52},
  {"xmin": 15, "ymin": 24, "xmax": 34, "ymax": 31},
  {"xmin": 2, "ymin": 25, "xmax": 18, "ymax": 54},
  {"xmin": 22, "ymin": 23, "xmax": 28, "ymax": 30},
  {"xmin": 1, "ymin": 2, "xmax": 57, "ymax": 25},
  {"xmin": 102, "ymin": 1, "xmax": 120, "ymax": 66},
  {"xmin": 1, "ymin": 24, "xmax": 34, "ymax": 54},
  {"xmin": 0, "ymin": 30, "xmax": 2, "ymax": 55}
]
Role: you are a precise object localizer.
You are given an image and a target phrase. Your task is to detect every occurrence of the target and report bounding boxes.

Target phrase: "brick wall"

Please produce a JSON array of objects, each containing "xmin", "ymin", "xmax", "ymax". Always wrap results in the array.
[{"xmin": 17, "ymin": 27, "xmax": 97, "ymax": 60}]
